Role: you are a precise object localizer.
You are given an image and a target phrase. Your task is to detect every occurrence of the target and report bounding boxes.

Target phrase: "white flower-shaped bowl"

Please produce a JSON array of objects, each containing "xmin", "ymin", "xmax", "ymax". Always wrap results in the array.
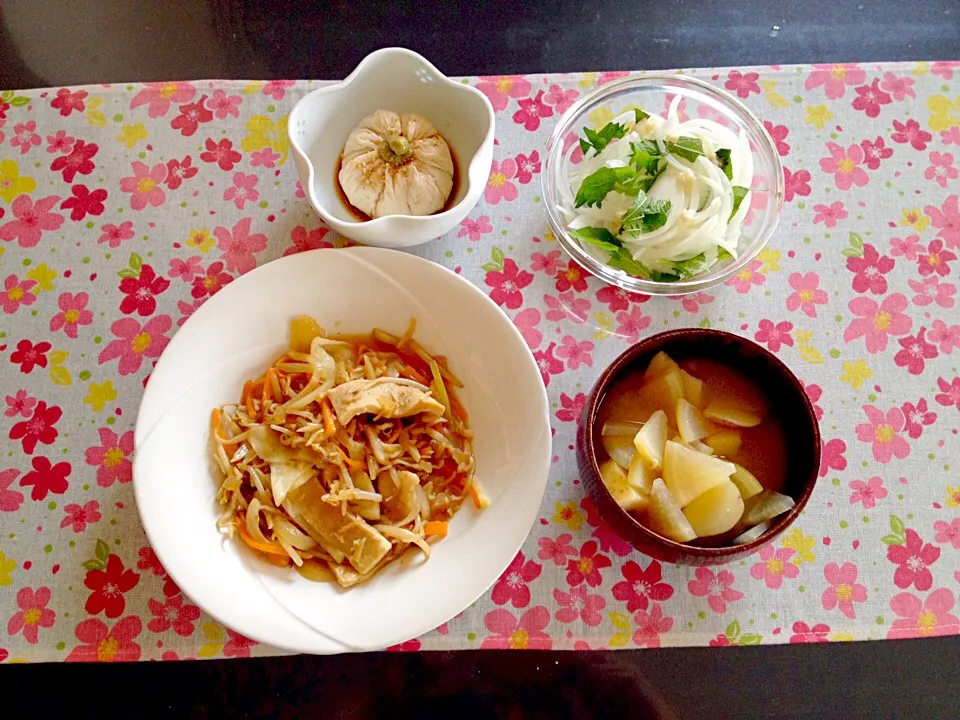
[{"xmin": 289, "ymin": 48, "xmax": 495, "ymax": 247}]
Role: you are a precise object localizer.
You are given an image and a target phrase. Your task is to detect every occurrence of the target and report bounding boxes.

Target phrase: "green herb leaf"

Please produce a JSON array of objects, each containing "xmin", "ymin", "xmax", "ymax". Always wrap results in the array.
[
  {"xmin": 717, "ymin": 247, "xmax": 734, "ymax": 262},
  {"xmin": 575, "ymin": 166, "xmax": 635, "ymax": 208},
  {"xmin": 664, "ymin": 252, "xmax": 711, "ymax": 279},
  {"xmin": 730, "ymin": 186, "xmax": 749, "ymax": 220},
  {"xmin": 579, "ymin": 138, "xmax": 591, "ymax": 155},
  {"xmin": 634, "ymin": 108, "xmax": 650, "ymax": 123},
  {"xmin": 580, "ymin": 121, "xmax": 629, "ymax": 156},
  {"xmin": 622, "ymin": 192, "xmax": 671, "ymax": 235},
  {"xmin": 665, "ymin": 136, "xmax": 705, "ymax": 163},
  {"xmin": 716, "ymin": 148, "xmax": 733, "ymax": 180},
  {"xmin": 608, "ymin": 248, "xmax": 651, "ymax": 279},
  {"xmin": 650, "ymin": 269, "xmax": 681, "ymax": 282},
  {"xmin": 569, "ymin": 226, "xmax": 622, "ymax": 253}
]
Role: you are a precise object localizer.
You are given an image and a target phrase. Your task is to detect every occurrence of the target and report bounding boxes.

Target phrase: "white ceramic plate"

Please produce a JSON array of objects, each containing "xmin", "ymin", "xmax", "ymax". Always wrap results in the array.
[{"xmin": 133, "ymin": 247, "xmax": 551, "ymax": 654}]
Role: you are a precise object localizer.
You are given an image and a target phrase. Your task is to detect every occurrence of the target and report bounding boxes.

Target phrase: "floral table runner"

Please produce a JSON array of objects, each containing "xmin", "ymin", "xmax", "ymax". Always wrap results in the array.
[{"xmin": 0, "ymin": 61, "xmax": 959, "ymax": 661}]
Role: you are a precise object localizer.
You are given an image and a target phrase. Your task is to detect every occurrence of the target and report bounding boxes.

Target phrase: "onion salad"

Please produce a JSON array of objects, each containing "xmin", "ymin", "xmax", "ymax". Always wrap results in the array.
[{"xmin": 559, "ymin": 97, "xmax": 753, "ymax": 282}]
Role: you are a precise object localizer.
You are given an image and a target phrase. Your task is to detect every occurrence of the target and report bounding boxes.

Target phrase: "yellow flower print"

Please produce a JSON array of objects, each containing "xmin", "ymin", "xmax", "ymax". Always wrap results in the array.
[
  {"xmin": 544, "ymin": 227, "xmax": 556, "ymax": 243},
  {"xmin": 804, "ymin": 104, "xmax": 834, "ymax": 130},
  {"xmin": 927, "ymin": 95, "xmax": 960, "ymax": 133},
  {"xmin": 241, "ymin": 114, "xmax": 289, "ymax": 165},
  {"xmin": 26, "ymin": 263, "xmax": 57, "ymax": 292},
  {"xmin": 553, "ymin": 501, "xmax": 586, "ymax": 532},
  {"xmin": 84, "ymin": 381, "xmax": 118, "ymax": 412},
  {"xmin": 913, "ymin": 62, "xmax": 930, "ymax": 76},
  {"xmin": 579, "ymin": 72, "xmax": 598, "ymax": 89},
  {"xmin": 758, "ymin": 247, "xmax": 781, "ymax": 273},
  {"xmin": 840, "ymin": 360, "xmax": 873, "ymax": 390},
  {"xmin": 587, "ymin": 106, "xmax": 614, "ymax": 130},
  {"xmin": 900, "ymin": 208, "xmax": 930, "ymax": 232},
  {"xmin": 186, "ymin": 228, "xmax": 215, "ymax": 253},
  {"xmin": 0, "ymin": 550, "xmax": 16, "ymax": 586},
  {"xmin": 946, "ymin": 486, "xmax": 960, "ymax": 509},
  {"xmin": 781, "ymin": 528, "xmax": 816, "ymax": 565},
  {"xmin": 117, "ymin": 123, "xmax": 149, "ymax": 149},
  {"xmin": 0, "ymin": 159, "xmax": 37, "ymax": 203},
  {"xmin": 831, "ymin": 632, "xmax": 855, "ymax": 642}
]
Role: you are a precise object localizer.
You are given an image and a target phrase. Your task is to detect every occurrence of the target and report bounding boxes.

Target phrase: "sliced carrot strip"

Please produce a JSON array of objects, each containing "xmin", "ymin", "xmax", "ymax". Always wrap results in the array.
[
  {"xmin": 238, "ymin": 525, "xmax": 289, "ymax": 557},
  {"xmin": 424, "ymin": 521, "xmax": 448, "ymax": 538},
  {"xmin": 321, "ymin": 397, "xmax": 336, "ymax": 437},
  {"xmin": 468, "ymin": 482, "xmax": 489, "ymax": 510}
]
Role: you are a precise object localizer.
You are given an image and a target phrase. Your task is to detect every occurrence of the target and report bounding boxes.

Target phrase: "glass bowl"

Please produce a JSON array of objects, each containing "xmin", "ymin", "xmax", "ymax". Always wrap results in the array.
[{"xmin": 542, "ymin": 74, "xmax": 784, "ymax": 296}]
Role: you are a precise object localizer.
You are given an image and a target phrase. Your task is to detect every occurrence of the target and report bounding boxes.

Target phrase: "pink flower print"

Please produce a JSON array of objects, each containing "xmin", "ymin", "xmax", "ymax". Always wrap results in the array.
[
  {"xmin": 565, "ymin": 540, "xmax": 611, "ymax": 588},
  {"xmin": 485, "ymin": 159, "xmax": 518, "ymax": 205},
  {"xmin": 901, "ymin": 398, "xmax": 937, "ymax": 439},
  {"xmin": 860, "ymin": 137, "xmax": 892, "ymax": 170},
  {"xmin": 65, "ymin": 616, "xmax": 143, "ymax": 662},
  {"xmin": 0, "ymin": 273, "xmax": 36, "ymax": 314},
  {"xmin": 7, "ymin": 587, "xmax": 55, "ymax": 644},
  {"xmin": 0, "ymin": 467, "xmax": 24, "ymax": 512},
  {"xmin": 98, "ymin": 221, "xmax": 135, "ymax": 248},
  {"xmin": 513, "ymin": 90, "xmax": 553, "ymax": 132},
  {"xmin": 888, "ymin": 529, "xmax": 940, "ymax": 591},
  {"xmin": 597, "ymin": 284, "xmax": 649, "ymax": 312},
  {"xmin": 555, "ymin": 260, "xmax": 589, "ymax": 293},
  {"xmin": 813, "ymin": 201, "xmax": 848, "ymax": 228},
  {"xmin": 615, "ymin": 305, "xmax": 652, "ymax": 343},
  {"xmin": 537, "ymin": 533, "xmax": 577, "ymax": 567},
  {"xmin": 819, "ymin": 438, "xmax": 847, "ymax": 477},
  {"xmin": 822, "ymin": 562, "xmax": 867, "ymax": 619},
  {"xmin": 98, "ymin": 315, "xmax": 173, "ymax": 376},
  {"xmin": 937, "ymin": 376, "xmax": 960, "ymax": 410},
  {"xmin": 200, "ymin": 138, "xmax": 242, "ymax": 171},
  {"xmin": 763, "ymin": 121, "xmax": 790, "ymax": 156},
  {"xmin": 749, "ymin": 546, "xmax": 799, "ymax": 589},
  {"xmin": 942, "ymin": 127, "xmax": 960, "ymax": 146},
  {"xmin": 562, "ymin": 131, "xmax": 585, "ymax": 164},
  {"xmin": 925, "ymin": 152, "xmax": 959, "ymax": 190},
  {"xmin": 844, "ymin": 293, "xmax": 912, "ymax": 353},
  {"xmin": 50, "ymin": 88, "xmax": 87, "ymax": 116},
  {"xmin": 556, "ymin": 392, "xmax": 585, "ymax": 423},
  {"xmin": 168, "ymin": 256, "xmax": 203, "ymax": 283},
  {"xmin": 147, "ymin": 594, "xmax": 201, "ymax": 636},
  {"xmin": 485, "ymin": 258, "xmax": 533, "ymax": 309},
  {"xmin": 46, "ymin": 130, "xmax": 74, "ymax": 154},
  {"xmin": 754, "ymin": 319, "xmax": 794, "ymax": 352},
  {"xmin": 283, "ymin": 225, "xmax": 331, "ymax": 257},
  {"xmin": 491, "ymin": 551, "xmax": 542, "ymax": 608},
  {"xmin": 895, "ymin": 327, "xmax": 938, "ymax": 375},
  {"xmin": 544, "ymin": 291, "xmax": 590, "ymax": 323},
  {"xmin": 675, "ymin": 291, "xmax": 714, "ymax": 314},
  {"xmin": 688, "ymin": 567, "xmax": 743, "ymax": 614},
  {"xmin": 786, "ymin": 272, "xmax": 828, "ymax": 318},
  {"xmin": 598, "ymin": 71, "xmax": 630, "ymax": 86},
  {"xmin": 891, "ymin": 234, "xmax": 923, "ymax": 261},
  {"xmin": 120, "ymin": 161, "xmax": 167, "ymax": 210},
  {"xmin": 888, "ymin": 589, "xmax": 959, "ymax": 639},
  {"xmin": 805, "ymin": 63, "xmax": 866, "ymax": 99},
  {"xmin": 514, "ymin": 150, "xmax": 541, "ymax": 184},
  {"xmin": 5, "ymin": 389, "xmax": 36, "ymax": 419},
  {"xmin": 295, "ymin": 180, "xmax": 305, "ymax": 199},
  {"xmin": 208, "ymin": 90, "xmax": 241, "ymax": 120},
  {"xmin": 50, "ymin": 291, "xmax": 93, "ymax": 338},
  {"xmin": 60, "ymin": 500, "xmax": 101, "ymax": 533},
  {"xmin": 531, "ymin": 249, "xmax": 563, "ymax": 276},
  {"xmin": 481, "ymin": 606, "xmax": 551, "ymax": 650},
  {"xmin": 726, "ymin": 259, "xmax": 766, "ymax": 294},
  {"xmin": 880, "ymin": 72, "xmax": 915, "ymax": 101},
  {"xmin": 852, "ymin": 78, "xmax": 892, "ymax": 117},
  {"xmin": 932, "ymin": 61, "xmax": 960, "ymax": 79},
  {"xmin": 929, "ymin": 319, "xmax": 960, "ymax": 354},
  {"xmin": 533, "ymin": 342, "xmax": 564, "ymax": 387},
  {"xmin": 458, "ymin": 215, "xmax": 493, "ymax": 242},
  {"xmin": 555, "ymin": 335, "xmax": 594, "ymax": 370},
  {"xmin": 803, "ymin": 382, "xmax": 824, "ymax": 421},
  {"xmin": 553, "ymin": 586, "xmax": 605, "ymax": 627},
  {"xmin": 10, "ymin": 121, "xmax": 41, "ymax": 155},
  {"xmin": 512, "ymin": 307, "xmax": 542, "ymax": 350},
  {"xmin": 918, "ymin": 239, "xmax": 956, "ymax": 277},
  {"xmin": 855, "ymin": 404, "xmax": 910, "ymax": 463},
  {"xmin": 542, "ymin": 85, "xmax": 579, "ymax": 114},
  {"xmin": 0, "ymin": 194, "xmax": 65, "ymax": 248},
  {"xmin": 262, "ymin": 80, "xmax": 294, "ymax": 101},
  {"xmin": 913, "ymin": 276, "xmax": 956, "ymax": 309},
  {"xmin": 130, "ymin": 81, "xmax": 196, "ymax": 118},
  {"xmin": 820, "ymin": 142, "xmax": 869, "ymax": 190},
  {"xmin": 215, "ymin": 217, "xmax": 268, "ymax": 275},
  {"xmin": 612, "ymin": 560, "xmax": 674, "ymax": 613},
  {"xmin": 84, "ymin": 428, "xmax": 134, "ymax": 488},
  {"xmin": 725, "ymin": 70, "xmax": 761, "ymax": 98},
  {"xmin": 783, "ymin": 167, "xmax": 811, "ymax": 202},
  {"xmin": 848, "ymin": 476, "xmax": 887, "ymax": 509},
  {"xmin": 926, "ymin": 195, "xmax": 960, "ymax": 249},
  {"xmin": 632, "ymin": 604, "xmax": 674, "ymax": 648},
  {"xmin": 249, "ymin": 147, "xmax": 281, "ymax": 168},
  {"xmin": 891, "ymin": 118, "xmax": 933, "ymax": 151},
  {"xmin": 223, "ymin": 172, "xmax": 259, "ymax": 210},
  {"xmin": 475, "ymin": 75, "xmax": 532, "ymax": 112},
  {"xmin": 790, "ymin": 621, "xmax": 831, "ymax": 644},
  {"xmin": 934, "ymin": 519, "xmax": 960, "ymax": 548}
]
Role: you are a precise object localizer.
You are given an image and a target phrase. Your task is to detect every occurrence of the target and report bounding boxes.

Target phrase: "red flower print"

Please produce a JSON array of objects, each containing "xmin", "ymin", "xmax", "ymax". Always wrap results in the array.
[
  {"xmin": 6, "ymin": 587, "xmax": 55, "ymax": 644},
  {"xmin": 580, "ymin": 497, "xmax": 633, "ymax": 557},
  {"xmin": 888, "ymin": 589, "xmax": 959, "ymax": 640},
  {"xmin": 50, "ymin": 291, "xmax": 94, "ymax": 338},
  {"xmin": 763, "ymin": 121, "xmax": 790, "ymax": 156},
  {"xmin": 98, "ymin": 221, "xmax": 135, "ymax": 248},
  {"xmin": 476, "ymin": 76, "xmax": 532, "ymax": 111},
  {"xmin": 61, "ymin": 184, "xmax": 107, "ymax": 221},
  {"xmin": 0, "ymin": 468, "xmax": 24, "ymax": 512},
  {"xmin": 224, "ymin": 628, "xmax": 257, "ymax": 658},
  {"xmin": 565, "ymin": 540, "xmax": 611, "ymax": 588},
  {"xmin": 925, "ymin": 195, "xmax": 959, "ymax": 249},
  {"xmin": 925, "ymin": 152, "xmax": 958, "ymax": 190},
  {"xmin": 596, "ymin": 284, "xmax": 649, "ymax": 312},
  {"xmin": 555, "ymin": 335, "xmax": 594, "ymax": 370},
  {"xmin": 533, "ymin": 342, "xmax": 564, "ymax": 387},
  {"xmin": 612, "ymin": 560, "xmax": 674, "ymax": 613},
  {"xmin": 214, "ymin": 217, "xmax": 268, "ymax": 275},
  {"xmin": 98, "ymin": 315, "xmax": 173, "ymax": 375},
  {"xmin": 891, "ymin": 118, "xmax": 932, "ymax": 151},
  {"xmin": 191, "ymin": 261, "xmax": 233, "ymax": 299},
  {"xmin": 0, "ymin": 273, "xmax": 37, "ymax": 314},
  {"xmin": 201, "ymin": 137, "xmax": 242, "ymax": 171},
  {"xmin": 514, "ymin": 150, "xmax": 541, "ymax": 184},
  {"xmin": 782, "ymin": 167, "xmax": 811, "ymax": 202},
  {"xmin": 283, "ymin": 225, "xmax": 331, "ymax": 256},
  {"xmin": 512, "ymin": 90, "xmax": 553, "ymax": 132},
  {"xmin": 10, "ymin": 121, "xmax": 41, "ymax": 155},
  {"xmin": 553, "ymin": 586, "xmax": 606, "ymax": 626},
  {"xmin": 688, "ymin": 567, "xmax": 743, "ymax": 613},
  {"xmin": 709, "ymin": 634, "xmax": 731, "ymax": 647},
  {"xmin": 935, "ymin": 376, "xmax": 960, "ymax": 410},
  {"xmin": 19, "ymin": 456, "xmax": 70, "ymax": 500},
  {"xmin": 5, "ymin": 389, "xmax": 36, "ymax": 418},
  {"xmin": 615, "ymin": 306, "xmax": 652, "ymax": 343},
  {"xmin": 725, "ymin": 70, "xmax": 761, "ymax": 98},
  {"xmin": 901, "ymin": 398, "xmax": 937, "ymax": 439},
  {"xmin": 84, "ymin": 554, "xmax": 140, "ymax": 618},
  {"xmin": 859, "ymin": 136, "xmax": 892, "ymax": 170},
  {"xmin": 805, "ymin": 64, "xmax": 866, "ymax": 99},
  {"xmin": 46, "ymin": 130, "xmax": 75, "ymax": 154},
  {"xmin": 790, "ymin": 621, "xmax": 831, "ymax": 644},
  {"xmin": 918, "ymin": 239, "xmax": 956, "ymax": 278},
  {"xmin": 10, "ymin": 339, "xmax": 51, "ymax": 373},
  {"xmin": 164, "ymin": 155, "xmax": 198, "ymax": 190},
  {"xmin": 934, "ymin": 519, "xmax": 960, "ymax": 548},
  {"xmin": 0, "ymin": 194, "xmax": 65, "ymax": 248},
  {"xmin": 849, "ymin": 477, "xmax": 887, "ymax": 509},
  {"xmin": 148, "ymin": 594, "xmax": 201, "ymax": 636},
  {"xmin": 754, "ymin": 319, "xmax": 794, "ymax": 352},
  {"xmin": 537, "ymin": 533, "xmax": 577, "ymax": 567},
  {"xmin": 894, "ymin": 327, "xmax": 938, "ymax": 375},
  {"xmin": 50, "ymin": 139, "xmax": 98, "ymax": 183},
  {"xmin": 819, "ymin": 438, "xmax": 847, "ymax": 477},
  {"xmin": 85, "ymin": 428, "xmax": 134, "ymax": 488},
  {"xmin": 844, "ymin": 293, "xmax": 912, "ymax": 353},
  {"xmin": 168, "ymin": 256, "xmax": 203, "ymax": 282},
  {"xmin": 803, "ymin": 382, "xmax": 824, "ymax": 421},
  {"xmin": 50, "ymin": 87, "xmax": 87, "ymax": 116},
  {"xmin": 61, "ymin": 500, "xmax": 102, "ymax": 533},
  {"xmin": 170, "ymin": 95, "xmax": 213, "ymax": 137},
  {"xmin": 224, "ymin": 172, "xmax": 259, "ymax": 210},
  {"xmin": 485, "ymin": 159, "xmax": 518, "ymax": 204},
  {"xmin": 820, "ymin": 142, "xmax": 869, "ymax": 190},
  {"xmin": 137, "ymin": 546, "xmax": 166, "ymax": 576},
  {"xmin": 119, "ymin": 264, "xmax": 170, "ymax": 316},
  {"xmin": 892, "ymin": 234, "xmax": 924, "ymax": 261},
  {"xmin": 888, "ymin": 529, "xmax": 940, "ymax": 591},
  {"xmin": 481, "ymin": 606, "xmax": 552, "ymax": 650},
  {"xmin": 856, "ymin": 404, "xmax": 910, "ymax": 463},
  {"xmin": 851, "ymin": 78, "xmax": 892, "ymax": 117},
  {"xmin": 485, "ymin": 258, "xmax": 533, "ymax": 309},
  {"xmin": 458, "ymin": 215, "xmax": 493, "ymax": 242},
  {"xmin": 632, "ymin": 604, "xmax": 673, "ymax": 648},
  {"xmin": 726, "ymin": 259, "xmax": 766, "ymax": 294},
  {"xmin": 786, "ymin": 272, "xmax": 828, "ymax": 318},
  {"xmin": 120, "ymin": 161, "xmax": 167, "ymax": 210},
  {"xmin": 812, "ymin": 200, "xmax": 848, "ymax": 227},
  {"xmin": 386, "ymin": 639, "xmax": 422, "ymax": 652},
  {"xmin": 65, "ymin": 616, "xmax": 142, "ymax": 662},
  {"xmin": 822, "ymin": 562, "xmax": 867, "ymax": 619},
  {"xmin": 491, "ymin": 551, "xmax": 542, "ymax": 608},
  {"xmin": 556, "ymin": 392, "xmax": 585, "ymax": 423},
  {"xmin": 10, "ymin": 401, "xmax": 62, "ymax": 455}
]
